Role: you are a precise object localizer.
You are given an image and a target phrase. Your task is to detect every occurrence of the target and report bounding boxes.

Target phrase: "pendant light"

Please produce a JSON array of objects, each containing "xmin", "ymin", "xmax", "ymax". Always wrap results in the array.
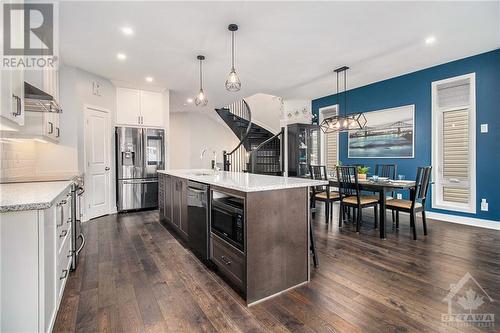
[
  {"xmin": 320, "ymin": 66, "xmax": 367, "ymax": 133},
  {"xmin": 225, "ymin": 24, "xmax": 241, "ymax": 92},
  {"xmin": 195, "ymin": 55, "xmax": 208, "ymax": 106}
]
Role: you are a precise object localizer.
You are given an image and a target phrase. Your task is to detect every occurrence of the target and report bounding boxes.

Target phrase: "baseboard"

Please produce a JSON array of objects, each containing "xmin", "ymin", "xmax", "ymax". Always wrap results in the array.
[{"xmin": 425, "ymin": 212, "xmax": 500, "ymax": 230}]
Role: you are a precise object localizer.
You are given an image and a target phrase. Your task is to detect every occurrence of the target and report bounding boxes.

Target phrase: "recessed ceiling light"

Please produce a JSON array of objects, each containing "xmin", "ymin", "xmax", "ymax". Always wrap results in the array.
[
  {"xmin": 145, "ymin": 76, "xmax": 154, "ymax": 82},
  {"xmin": 116, "ymin": 53, "xmax": 127, "ymax": 60},
  {"xmin": 121, "ymin": 26, "xmax": 134, "ymax": 36},
  {"xmin": 187, "ymin": 98, "xmax": 193, "ymax": 103},
  {"xmin": 425, "ymin": 36, "xmax": 436, "ymax": 45}
]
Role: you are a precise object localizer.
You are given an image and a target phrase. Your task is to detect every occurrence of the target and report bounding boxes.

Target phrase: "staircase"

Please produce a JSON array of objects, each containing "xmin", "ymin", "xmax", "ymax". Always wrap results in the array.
[{"xmin": 216, "ymin": 100, "xmax": 283, "ymax": 175}]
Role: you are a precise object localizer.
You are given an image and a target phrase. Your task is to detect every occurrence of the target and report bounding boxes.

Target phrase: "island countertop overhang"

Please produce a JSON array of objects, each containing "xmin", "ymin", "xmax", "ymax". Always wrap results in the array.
[{"xmin": 157, "ymin": 169, "xmax": 327, "ymax": 193}]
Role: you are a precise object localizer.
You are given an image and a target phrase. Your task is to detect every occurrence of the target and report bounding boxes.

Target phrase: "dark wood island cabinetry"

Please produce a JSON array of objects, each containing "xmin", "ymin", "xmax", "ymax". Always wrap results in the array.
[{"xmin": 158, "ymin": 170, "xmax": 327, "ymax": 305}]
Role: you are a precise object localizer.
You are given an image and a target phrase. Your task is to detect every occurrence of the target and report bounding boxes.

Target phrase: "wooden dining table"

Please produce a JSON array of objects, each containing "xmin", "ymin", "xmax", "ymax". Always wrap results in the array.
[{"xmin": 328, "ymin": 178, "xmax": 416, "ymax": 239}]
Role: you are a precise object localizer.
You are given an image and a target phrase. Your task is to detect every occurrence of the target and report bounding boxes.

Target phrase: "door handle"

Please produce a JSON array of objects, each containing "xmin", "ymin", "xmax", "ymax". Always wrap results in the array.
[
  {"xmin": 59, "ymin": 269, "xmax": 68, "ymax": 280},
  {"xmin": 188, "ymin": 187, "xmax": 206, "ymax": 194},
  {"xmin": 105, "ymin": 166, "xmax": 110, "ymax": 171}
]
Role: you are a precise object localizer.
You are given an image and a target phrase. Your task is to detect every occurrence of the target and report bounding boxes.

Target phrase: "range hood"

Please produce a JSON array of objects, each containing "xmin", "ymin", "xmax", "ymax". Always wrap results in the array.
[{"xmin": 24, "ymin": 82, "xmax": 62, "ymax": 114}]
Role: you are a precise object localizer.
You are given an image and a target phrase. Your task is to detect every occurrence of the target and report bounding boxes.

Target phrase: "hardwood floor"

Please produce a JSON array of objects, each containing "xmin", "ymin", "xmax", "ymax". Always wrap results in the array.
[{"xmin": 54, "ymin": 205, "xmax": 500, "ymax": 332}]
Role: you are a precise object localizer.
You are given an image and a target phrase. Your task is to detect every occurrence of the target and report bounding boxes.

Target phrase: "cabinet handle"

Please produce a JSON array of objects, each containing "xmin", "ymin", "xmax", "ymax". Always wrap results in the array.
[
  {"xmin": 59, "ymin": 229, "xmax": 68, "ymax": 238},
  {"xmin": 12, "ymin": 94, "xmax": 21, "ymax": 116},
  {"xmin": 59, "ymin": 269, "xmax": 68, "ymax": 280},
  {"xmin": 56, "ymin": 199, "xmax": 67, "ymax": 227},
  {"xmin": 138, "ymin": 115, "xmax": 141, "ymax": 124},
  {"xmin": 48, "ymin": 122, "xmax": 54, "ymax": 134},
  {"xmin": 56, "ymin": 127, "xmax": 60, "ymax": 138},
  {"xmin": 221, "ymin": 255, "xmax": 232, "ymax": 266}
]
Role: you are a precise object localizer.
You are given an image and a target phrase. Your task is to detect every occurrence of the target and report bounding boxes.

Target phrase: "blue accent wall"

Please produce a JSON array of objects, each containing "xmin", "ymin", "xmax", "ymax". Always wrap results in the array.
[{"xmin": 312, "ymin": 49, "xmax": 500, "ymax": 222}]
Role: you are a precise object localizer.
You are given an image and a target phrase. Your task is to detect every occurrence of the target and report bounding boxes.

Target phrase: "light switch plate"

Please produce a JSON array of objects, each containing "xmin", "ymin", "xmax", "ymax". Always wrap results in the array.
[
  {"xmin": 481, "ymin": 199, "xmax": 488, "ymax": 211},
  {"xmin": 481, "ymin": 124, "xmax": 488, "ymax": 133}
]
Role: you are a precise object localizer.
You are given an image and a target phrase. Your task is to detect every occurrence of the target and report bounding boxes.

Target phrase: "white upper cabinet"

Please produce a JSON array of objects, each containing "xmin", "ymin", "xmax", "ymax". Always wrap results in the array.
[
  {"xmin": 1, "ymin": 69, "xmax": 25, "ymax": 126},
  {"xmin": 140, "ymin": 90, "xmax": 163, "ymax": 126},
  {"xmin": 116, "ymin": 88, "xmax": 141, "ymax": 125},
  {"xmin": 116, "ymin": 87, "xmax": 163, "ymax": 127}
]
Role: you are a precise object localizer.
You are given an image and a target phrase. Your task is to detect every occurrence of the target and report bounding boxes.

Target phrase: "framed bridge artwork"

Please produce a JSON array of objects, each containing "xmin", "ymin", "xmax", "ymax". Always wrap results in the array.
[{"xmin": 348, "ymin": 105, "xmax": 415, "ymax": 158}]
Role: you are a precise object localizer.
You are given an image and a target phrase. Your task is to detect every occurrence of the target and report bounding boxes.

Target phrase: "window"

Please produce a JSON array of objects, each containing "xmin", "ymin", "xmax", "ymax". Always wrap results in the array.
[
  {"xmin": 319, "ymin": 105, "xmax": 339, "ymax": 174},
  {"xmin": 432, "ymin": 73, "xmax": 476, "ymax": 213}
]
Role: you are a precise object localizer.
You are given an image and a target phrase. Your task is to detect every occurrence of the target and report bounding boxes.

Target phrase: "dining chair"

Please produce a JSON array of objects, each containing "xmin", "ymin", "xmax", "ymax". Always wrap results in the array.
[
  {"xmin": 386, "ymin": 166, "xmax": 432, "ymax": 240},
  {"xmin": 374, "ymin": 163, "xmax": 398, "ymax": 220},
  {"xmin": 336, "ymin": 166, "xmax": 379, "ymax": 233},
  {"xmin": 374, "ymin": 164, "xmax": 398, "ymax": 180},
  {"xmin": 309, "ymin": 165, "xmax": 340, "ymax": 223}
]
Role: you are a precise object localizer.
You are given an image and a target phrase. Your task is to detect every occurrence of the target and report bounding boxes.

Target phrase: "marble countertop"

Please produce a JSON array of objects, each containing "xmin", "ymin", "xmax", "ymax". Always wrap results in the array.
[
  {"xmin": 0, "ymin": 180, "xmax": 73, "ymax": 213},
  {"xmin": 158, "ymin": 169, "xmax": 328, "ymax": 193}
]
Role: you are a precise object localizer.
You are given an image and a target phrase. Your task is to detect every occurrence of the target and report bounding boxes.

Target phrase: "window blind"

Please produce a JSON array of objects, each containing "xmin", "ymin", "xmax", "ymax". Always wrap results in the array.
[
  {"xmin": 325, "ymin": 131, "xmax": 337, "ymax": 172},
  {"xmin": 437, "ymin": 79, "xmax": 470, "ymax": 108},
  {"xmin": 441, "ymin": 106, "xmax": 470, "ymax": 203},
  {"xmin": 321, "ymin": 108, "xmax": 338, "ymax": 172}
]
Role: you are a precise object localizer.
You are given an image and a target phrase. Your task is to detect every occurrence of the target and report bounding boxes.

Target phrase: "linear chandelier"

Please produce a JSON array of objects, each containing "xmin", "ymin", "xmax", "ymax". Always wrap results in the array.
[{"xmin": 320, "ymin": 66, "xmax": 367, "ymax": 133}]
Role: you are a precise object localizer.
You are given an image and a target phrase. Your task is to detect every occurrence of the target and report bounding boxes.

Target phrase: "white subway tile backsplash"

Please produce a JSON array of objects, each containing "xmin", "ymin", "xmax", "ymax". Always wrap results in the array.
[{"xmin": 0, "ymin": 141, "xmax": 38, "ymax": 181}]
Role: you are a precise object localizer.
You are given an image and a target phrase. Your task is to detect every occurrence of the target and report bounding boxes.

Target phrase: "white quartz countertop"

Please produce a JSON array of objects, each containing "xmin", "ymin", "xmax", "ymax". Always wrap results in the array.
[
  {"xmin": 158, "ymin": 169, "xmax": 328, "ymax": 192},
  {"xmin": 0, "ymin": 180, "xmax": 73, "ymax": 212}
]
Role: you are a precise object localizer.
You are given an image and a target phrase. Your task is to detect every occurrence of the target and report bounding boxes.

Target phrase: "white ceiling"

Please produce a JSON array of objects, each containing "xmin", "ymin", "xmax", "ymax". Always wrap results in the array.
[{"xmin": 59, "ymin": 1, "xmax": 500, "ymax": 112}]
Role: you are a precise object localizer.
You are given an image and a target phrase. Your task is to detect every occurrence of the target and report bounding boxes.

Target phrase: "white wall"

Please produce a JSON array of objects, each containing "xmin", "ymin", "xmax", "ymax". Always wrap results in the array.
[
  {"xmin": 169, "ymin": 112, "xmax": 238, "ymax": 169},
  {"xmin": 244, "ymin": 93, "xmax": 282, "ymax": 134},
  {"xmin": 281, "ymin": 99, "xmax": 312, "ymax": 126}
]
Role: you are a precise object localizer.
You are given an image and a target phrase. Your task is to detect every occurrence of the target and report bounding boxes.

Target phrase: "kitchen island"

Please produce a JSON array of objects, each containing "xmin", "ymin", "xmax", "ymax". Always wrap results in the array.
[{"xmin": 157, "ymin": 169, "xmax": 327, "ymax": 306}]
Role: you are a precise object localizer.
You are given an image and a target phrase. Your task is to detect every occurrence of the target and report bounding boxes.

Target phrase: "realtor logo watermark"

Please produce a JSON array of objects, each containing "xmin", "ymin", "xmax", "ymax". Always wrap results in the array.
[
  {"xmin": 1, "ymin": 2, "xmax": 58, "ymax": 70},
  {"xmin": 442, "ymin": 272, "xmax": 495, "ymax": 328}
]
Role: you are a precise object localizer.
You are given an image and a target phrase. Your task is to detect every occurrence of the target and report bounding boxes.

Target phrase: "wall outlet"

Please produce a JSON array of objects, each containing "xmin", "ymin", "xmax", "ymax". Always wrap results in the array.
[
  {"xmin": 397, "ymin": 193, "xmax": 403, "ymax": 200},
  {"xmin": 92, "ymin": 81, "xmax": 102, "ymax": 96},
  {"xmin": 481, "ymin": 199, "xmax": 488, "ymax": 211},
  {"xmin": 480, "ymin": 124, "xmax": 488, "ymax": 133}
]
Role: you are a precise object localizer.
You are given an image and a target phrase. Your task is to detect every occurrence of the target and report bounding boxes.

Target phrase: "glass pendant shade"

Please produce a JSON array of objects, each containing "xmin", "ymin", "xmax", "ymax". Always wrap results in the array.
[
  {"xmin": 195, "ymin": 88, "xmax": 208, "ymax": 106},
  {"xmin": 225, "ymin": 67, "xmax": 241, "ymax": 92},
  {"xmin": 195, "ymin": 55, "xmax": 208, "ymax": 107},
  {"xmin": 225, "ymin": 24, "xmax": 241, "ymax": 92}
]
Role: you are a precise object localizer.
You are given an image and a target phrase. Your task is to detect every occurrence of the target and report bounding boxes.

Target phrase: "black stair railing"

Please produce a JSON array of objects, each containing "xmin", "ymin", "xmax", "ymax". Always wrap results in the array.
[
  {"xmin": 248, "ymin": 128, "xmax": 284, "ymax": 175},
  {"xmin": 222, "ymin": 99, "xmax": 251, "ymax": 172}
]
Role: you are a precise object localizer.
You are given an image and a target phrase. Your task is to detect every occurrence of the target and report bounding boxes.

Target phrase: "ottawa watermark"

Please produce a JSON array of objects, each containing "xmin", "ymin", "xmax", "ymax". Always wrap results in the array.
[
  {"xmin": 442, "ymin": 272, "xmax": 495, "ymax": 328},
  {"xmin": 1, "ymin": 1, "xmax": 59, "ymax": 70}
]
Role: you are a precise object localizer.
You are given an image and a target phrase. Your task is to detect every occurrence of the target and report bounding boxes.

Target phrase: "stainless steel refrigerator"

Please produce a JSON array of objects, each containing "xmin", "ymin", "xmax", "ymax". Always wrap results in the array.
[{"xmin": 116, "ymin": 127, "xmax": 165, "ymax": 211}]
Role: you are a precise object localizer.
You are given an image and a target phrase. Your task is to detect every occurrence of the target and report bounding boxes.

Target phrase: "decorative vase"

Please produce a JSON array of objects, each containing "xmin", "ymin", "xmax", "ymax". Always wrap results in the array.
[{"xmin": 358, "ymin": 173, "xmax": 367, "ymax": 180}]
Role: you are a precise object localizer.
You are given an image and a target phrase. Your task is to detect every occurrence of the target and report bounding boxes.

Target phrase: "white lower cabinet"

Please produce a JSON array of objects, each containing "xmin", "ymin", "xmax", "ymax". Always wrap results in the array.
[{"xmin": 0, "ymin": 186, "xmax": 72, "ymax": 333}]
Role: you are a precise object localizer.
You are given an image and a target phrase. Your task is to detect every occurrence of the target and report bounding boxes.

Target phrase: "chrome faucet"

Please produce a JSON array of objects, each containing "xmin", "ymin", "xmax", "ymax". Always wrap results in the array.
[
  {"xmin": 200, "ymin": 147, "xmax": 208, "ymax": 160},
  {"xmin": 200, "ymin": 147, "xmax": 220, "ymax": 173},
  {"xmin": 212, "ymin": 150, "xmax": 220, "ymax": 173}
]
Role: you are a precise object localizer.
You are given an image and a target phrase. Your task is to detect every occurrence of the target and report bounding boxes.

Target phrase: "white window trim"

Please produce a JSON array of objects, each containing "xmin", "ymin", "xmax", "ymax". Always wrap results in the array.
[
  {"xmin": 431, "ymin": 73, "xmax": 476, "ymax": 213},
  {"xmin": 318, "ymin": 105, "xmax": 339, "ymax": 168}
]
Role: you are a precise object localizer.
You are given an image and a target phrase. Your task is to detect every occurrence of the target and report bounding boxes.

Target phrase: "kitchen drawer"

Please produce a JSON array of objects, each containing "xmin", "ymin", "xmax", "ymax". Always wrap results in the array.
[
  {"xmin": 211, "ymin": 234, "xmax": 246, "ymax": 290},
  {"xmin": 56, "ymin": 230, "xmax": 72, "ymax": 302},
  {"xmin": 56, "ymin": 215, "xmax": 71, "ymax": 255}
]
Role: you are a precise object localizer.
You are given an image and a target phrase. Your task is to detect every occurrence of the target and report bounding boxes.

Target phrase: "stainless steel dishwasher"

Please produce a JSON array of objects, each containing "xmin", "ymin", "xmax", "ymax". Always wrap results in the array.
[{"xmin": 187, "ymin": 181, "xmax": 210, "ymax": 261}]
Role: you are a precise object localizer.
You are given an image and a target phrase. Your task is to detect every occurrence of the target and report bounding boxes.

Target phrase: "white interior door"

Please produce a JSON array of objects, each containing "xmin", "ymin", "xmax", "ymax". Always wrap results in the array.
[{"xmin": 85, "ymin": 107, "xmax": 111, "ymax": 219}]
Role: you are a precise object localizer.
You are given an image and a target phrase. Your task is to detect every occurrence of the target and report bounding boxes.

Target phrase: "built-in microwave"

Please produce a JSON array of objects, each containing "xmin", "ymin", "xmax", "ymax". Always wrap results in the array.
[{"xmin": 211, "ymin": 198, "xmax": 244, "ymax": 252}]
